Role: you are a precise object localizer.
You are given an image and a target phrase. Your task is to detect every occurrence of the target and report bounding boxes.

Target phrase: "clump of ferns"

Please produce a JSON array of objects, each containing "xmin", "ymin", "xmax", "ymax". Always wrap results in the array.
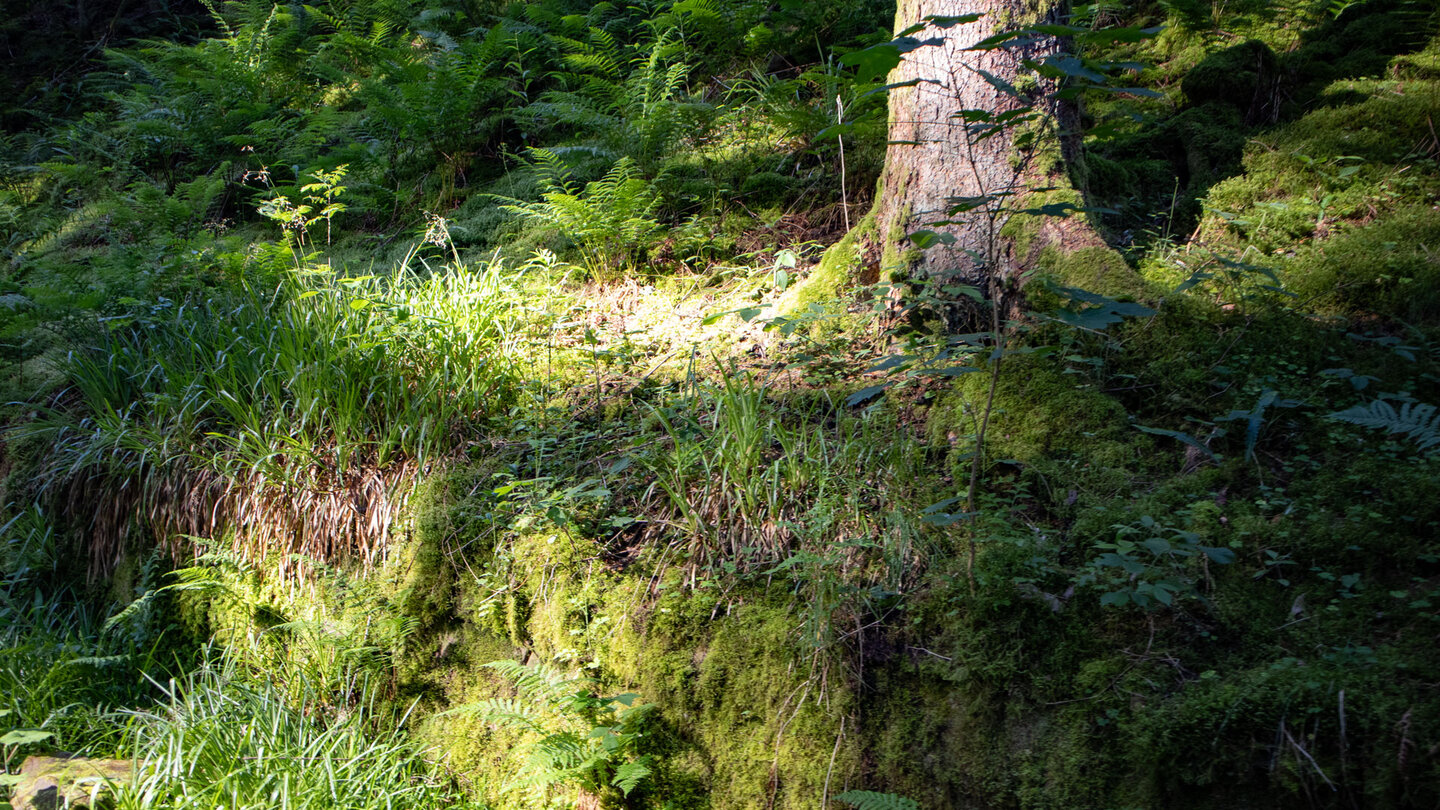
[
  {"xmin": 516, "ymin": 10, "xmax": 701, "ymax": 168},
  {"xmin": 163, "ymin": 546, "xmax": 423, "ymax": 709},
  {"xmin": 495, "ymin": 149, "xmax": 664, "ymax": 278},
  {"xmin": 445, "ymin": 659, "xmax": 656, "ymax": 809}
]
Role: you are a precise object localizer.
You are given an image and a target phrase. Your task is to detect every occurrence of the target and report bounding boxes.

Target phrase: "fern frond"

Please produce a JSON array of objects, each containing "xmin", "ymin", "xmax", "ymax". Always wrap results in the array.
[
  {"xmin": 1328, "ymin": 400, "xmax": 1440, "ymax": 452},
  {"xmin": 526, "ymin": 148, "xmax": 579, "ymax": 195},
  {"xmin": 101, "ymin": 589, "xmax": 160, "ymax": 636},
  {"xmin": 611, "ymin": 759, "xmax": 651, "ymax": 796},
  {"xmin": 507, "ymin": 767, "xmax": 567, "ymax": 794},
  {"xmin": 444, "ymin": 697, "xmax": 547, "ymax": 732},
  {"xmin": 532, "ymin": 731, "xmax": 588, "ymax": 769},
  {"xmin": 588, "ymin": 28, "xmax": 622, "ymax": 69},
  {"xmin": 586, "ymin": 2, "xmax": 618, "ymax": 27},
  {"xmin": 836, "ymin": 790, "xmax": 921, "ymax": 810},
  {"xmin": 484, "ymin": 658, "xmax": 580, "ymax": 705},
  {"xmin": 563, "ymin": 52, "xmax": 622, "ymax": 78}
]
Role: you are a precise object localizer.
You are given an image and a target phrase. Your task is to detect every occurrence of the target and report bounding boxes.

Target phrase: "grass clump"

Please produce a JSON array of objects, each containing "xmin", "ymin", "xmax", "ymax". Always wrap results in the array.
[
  {"xmin": 32, "ymin": 260, "xmax": 521, "ymax": 578},
  {"xmin": 113, "ymin": 657, "xmax": 476, "ymax": 810}
]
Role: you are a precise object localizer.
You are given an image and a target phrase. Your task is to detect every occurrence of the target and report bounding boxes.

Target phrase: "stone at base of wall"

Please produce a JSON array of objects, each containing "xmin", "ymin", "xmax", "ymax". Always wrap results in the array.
[{"xmin": 7, "ymin": 756, "xmax": 136, "ymax": 810}]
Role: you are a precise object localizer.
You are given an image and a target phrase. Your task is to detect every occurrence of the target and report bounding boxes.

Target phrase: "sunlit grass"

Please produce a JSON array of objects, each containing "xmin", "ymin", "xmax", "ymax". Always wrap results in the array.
[
  {"xmin": 32, "ymin": 260, "xmax": 523, "ymax": 576},
  {"xmin": 112, "ymin": 657, "xmax": 479, "ymax": 810}
]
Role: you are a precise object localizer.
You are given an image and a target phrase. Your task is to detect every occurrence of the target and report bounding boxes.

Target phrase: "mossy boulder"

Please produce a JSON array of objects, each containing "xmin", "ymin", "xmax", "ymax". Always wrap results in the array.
[
  {"xmin": 8, "ymin": 756, "xmax": 135, "ymax": 810},
  {"xmin": 1286, "ymin": 204, "xmax": 1440, "ymax": 326},
  {"xmin": 1182, "ymin": 40, "xmax": 1278, "ymax": 120}
]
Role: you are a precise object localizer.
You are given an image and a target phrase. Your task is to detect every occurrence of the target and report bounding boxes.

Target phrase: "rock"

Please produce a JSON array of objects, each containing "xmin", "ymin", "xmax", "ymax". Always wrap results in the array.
[
  {"xmin": 1182, "ymin": 39, "xmax": 1280, "ymax": 124},
  {"xmin": 7, "ymin": 756, "xmax": 136, "ymax": 810}
]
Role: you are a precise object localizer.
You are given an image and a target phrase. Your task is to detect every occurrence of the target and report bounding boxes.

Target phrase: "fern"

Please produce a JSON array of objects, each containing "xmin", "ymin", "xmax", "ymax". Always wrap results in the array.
[
  {"xmin": 836, "ymin": 790, "xmax": 921, "ymax": 810},
  {"xmin": 611, "ymin": 760, "xmax": 651, "ymax": 797},
  {"xmin": 448, "ymin": 659, "xmax": 655, "ymax": 802},
  {"xmin": 1328, "ymin": 400, "xmax": 1440, "ymax": 453},
  {"xmin": 484, "ymin": 658, "xmax": 577, "ymax": 705},
  {"xmin": 496, "ymin": 150, "xmax": 661, "ymax": 274}
]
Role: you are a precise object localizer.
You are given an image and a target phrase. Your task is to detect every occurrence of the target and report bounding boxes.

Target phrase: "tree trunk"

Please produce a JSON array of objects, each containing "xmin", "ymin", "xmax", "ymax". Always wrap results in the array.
[{"xmin": 868, "ymin": 0, "xmax": 1098, "ymax": 295}]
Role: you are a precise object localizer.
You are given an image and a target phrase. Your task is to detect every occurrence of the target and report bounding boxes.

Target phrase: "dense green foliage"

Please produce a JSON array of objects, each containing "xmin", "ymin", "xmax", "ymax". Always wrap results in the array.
[{"xmin": 3, "ymin": 1, "xmax": 1439, "ymax": 809}]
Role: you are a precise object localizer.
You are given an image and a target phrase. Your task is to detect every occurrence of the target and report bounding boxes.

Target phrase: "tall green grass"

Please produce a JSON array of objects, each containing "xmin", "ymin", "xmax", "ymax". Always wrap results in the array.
[
  {"xmin": 4, "ymin": 520, "xmax": 475, "ymax": 807},
  {"xmin": 112, "ymin": 658, "xmax": 476, "ymax": 810},
  {"xmin": 1, "ymin": 510, "xmax": 180, "ymax": 760},
  {"xmin": 34, "ymin": 261, "xmax": 522, "ymax": 576},
  {"xmin": 648, "ymin": 376, "xmax": 928, "ymax": 572}
]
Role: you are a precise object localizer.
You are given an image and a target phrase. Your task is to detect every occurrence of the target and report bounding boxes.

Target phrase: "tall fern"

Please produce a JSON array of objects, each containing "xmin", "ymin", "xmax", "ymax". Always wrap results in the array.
[
  {"xmin": 496, "ymin": 149, "xmax": 662, "ymax": 275},
  {"xmin": 518, "ymin": 12, "xmax": 702, "ymax": 166}
]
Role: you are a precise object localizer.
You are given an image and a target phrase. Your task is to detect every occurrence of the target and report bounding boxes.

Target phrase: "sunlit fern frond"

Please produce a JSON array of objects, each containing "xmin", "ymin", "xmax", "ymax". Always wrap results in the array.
[{"xmin": 484, "ymin": 658, "xmax": 581, "ymax": 706}]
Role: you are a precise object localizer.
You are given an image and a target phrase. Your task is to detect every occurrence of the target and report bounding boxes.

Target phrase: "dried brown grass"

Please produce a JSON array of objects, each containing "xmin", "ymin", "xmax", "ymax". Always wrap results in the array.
[{"xmin": 71, "ymin": 458, "xmax": 419, "ymax": 581}]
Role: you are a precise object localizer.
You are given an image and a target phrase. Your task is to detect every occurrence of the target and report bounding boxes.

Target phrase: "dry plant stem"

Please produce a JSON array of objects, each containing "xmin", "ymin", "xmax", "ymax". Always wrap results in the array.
[
  {"xmin": 822, "ymin": 714, "xmax": 846, "ymax": 807},
  {"xmin": 959, "ymin": 98, "xmax": 1013, "ymax": 599},
  {"xmin": 966, "ymin": 283, "xmax": 1003, "ymax": 597},
  {"xmin": 766, "ymin": 678, "xmax": 812, "ymax": 810},
  {"xmin": 837, "ymin": 95, "xmax": 850, "ymax": 233}
]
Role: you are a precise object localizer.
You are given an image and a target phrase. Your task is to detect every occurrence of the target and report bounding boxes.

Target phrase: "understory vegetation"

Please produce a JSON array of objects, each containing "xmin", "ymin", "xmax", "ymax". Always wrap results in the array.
[{"xmin": 2, "ymin": 1, "xmax": 1438, "ymax": 809}]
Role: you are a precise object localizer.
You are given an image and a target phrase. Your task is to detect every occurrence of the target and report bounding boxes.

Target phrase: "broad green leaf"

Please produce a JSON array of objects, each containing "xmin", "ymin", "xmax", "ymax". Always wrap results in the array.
[
  {"xmin": 816, "ymin": 122, "xmax": 857, "ymax": 140},
  {"xmin": 1134, "ymin": 425, "xmax": 1217, "ymax": 461},
  {"xmin": 846, "ymin": 385, "xmax": 888, "ymax": 407},
  {"xmin": 927, "ymin": 13, "xmax": 984, "ymax": 27},
  {"xmin": 859, "ymin": 77, "xmax": 942, "ymax": 99},
  {"xmin": 1014, "ymin": 201, "xmax": 1117, "ymax": 217},
  {"xmin": 1201, "ymin": 546, "xmax": 1236, "ymax": 564},
  {"xmin": 945, "ymin": 194, "xmax": 997, "ymax": 215},
  {"xmin": 0, "ymin": 729, "xmax": 55, "ymax": 746},
  {"xmin": 1142, "ymin": 538, "xmax": 1173, "ymax": 555},
  {"xmin": 913, "ymin": 365, "xmax": 982, "ymax": 377},
  {"xmin": 866, "ymin": 354, "xmax": 912, "ymax": 373},
  {"xmin": 922, "ymin": 510, "xmax": 975, "ymax": 527},
  {"xmin": 898, "ymin": 13, "xmax": 984, "ymax": 36},
  {"xmin": 1027, "ymin": 54, "xmax": 1108, "ymax": 83},
  {"xmin": 923, "ymin": 497, "xmax": 963, "ymax": 514},
  {"xmin": 908, "ymin": 229, "xmax": 956, "ymax": 249},
  {"xmin": 840, "ymin": 37, "xmax": 943, "ymax": 83},
  {"xmin": 975, "ymin": 68, "xmax": 1021, "ymax": 97}
]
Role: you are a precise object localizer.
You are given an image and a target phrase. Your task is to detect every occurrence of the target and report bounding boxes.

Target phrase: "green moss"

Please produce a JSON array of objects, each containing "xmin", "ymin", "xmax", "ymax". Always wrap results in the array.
[
  {"xmin": 1390, "ymin": 40, "xmax": 1440, "ymax": 80},
  {"xmin": 773, "ymin": 206, "xmax": 880, "ymax": 340},
  {"xmin": 1000, "ymin": 187, "xmax": 1083, "ymax": 258},
  {"xmin": 1181, "ymin": 40, "xmax": 1278, "ymax": 109},
  {"xmin": 1286, "ymin": 205, "xmax": 1440, "ymax": 326},
  {"xmin": 1036, "ymin": 245, "xmax": 1152, "ymax": 301},
  {"xmin": 790, "ymin": 227, "xmax": 858, "ymax": 313},
  {"xmin": 924, "ymin": 355, "xmax": 1145, "ymax": 501},
  {"xmin": 1200, "ymin": 78, "xmax": 1440, "ymax": 252}
]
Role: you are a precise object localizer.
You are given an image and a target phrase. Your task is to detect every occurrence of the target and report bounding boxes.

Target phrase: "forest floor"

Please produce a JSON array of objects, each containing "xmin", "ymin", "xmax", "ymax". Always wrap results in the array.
[{"xmin": 2, "ymin": 2, "xmax": 1440, "ymax": 809}]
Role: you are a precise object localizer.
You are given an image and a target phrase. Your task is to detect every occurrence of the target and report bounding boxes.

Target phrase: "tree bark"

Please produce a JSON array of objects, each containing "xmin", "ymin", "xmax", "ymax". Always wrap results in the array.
[{"xmin": 868, "ymin": 0, "xmax": 1097, "ymax": 294}]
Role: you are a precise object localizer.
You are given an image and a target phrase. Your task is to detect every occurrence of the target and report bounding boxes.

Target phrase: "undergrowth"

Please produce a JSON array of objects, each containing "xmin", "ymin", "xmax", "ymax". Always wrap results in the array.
[{"xmin": 2, "ymin": 2, "xmax": 1439, "ymax": 810}]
